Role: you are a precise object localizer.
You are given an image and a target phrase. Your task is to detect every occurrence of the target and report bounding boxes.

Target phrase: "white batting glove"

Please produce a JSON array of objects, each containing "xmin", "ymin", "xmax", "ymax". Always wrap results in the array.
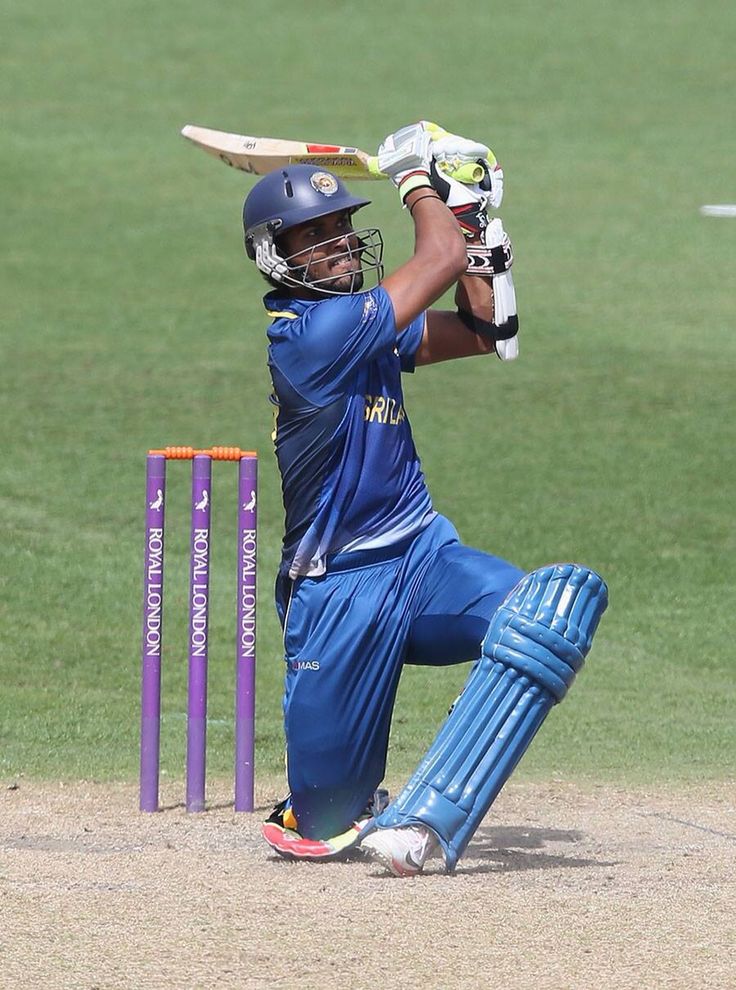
[
  {"xmin": 426, "ymin": 122, "xmax": 491, "ymax": 169},
  {"xmin": 424, "ymin": 121, "xmax": 504, "ymax": 210},
  {"xmin": 377, "ymin": 123, "xmax": 434, "ymax": 202}
]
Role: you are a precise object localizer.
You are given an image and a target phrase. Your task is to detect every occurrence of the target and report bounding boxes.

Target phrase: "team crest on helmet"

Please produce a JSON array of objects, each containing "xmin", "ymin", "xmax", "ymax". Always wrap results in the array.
[{"xmin": 310, "ymin": 171, "xmax": 339, "ymax": 196}]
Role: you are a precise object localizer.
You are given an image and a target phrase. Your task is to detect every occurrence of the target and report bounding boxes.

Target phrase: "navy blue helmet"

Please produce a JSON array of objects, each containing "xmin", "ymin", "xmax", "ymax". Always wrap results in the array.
[{"xmin": 243, "ymin": 165, "xmax": 383, "ymax": 295}]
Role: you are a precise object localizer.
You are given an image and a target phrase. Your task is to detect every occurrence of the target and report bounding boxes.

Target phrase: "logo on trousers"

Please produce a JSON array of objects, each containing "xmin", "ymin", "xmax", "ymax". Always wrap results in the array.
[{"xmin": 290, "ymin": 659, "xmax": 320, "ymax": 671}]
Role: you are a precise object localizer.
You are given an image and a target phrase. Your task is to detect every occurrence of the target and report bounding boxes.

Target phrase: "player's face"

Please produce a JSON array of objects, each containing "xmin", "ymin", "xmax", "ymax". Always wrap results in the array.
[{"xmin": 280, "ymin": 210, "xmax": 364, "ymax": 293}]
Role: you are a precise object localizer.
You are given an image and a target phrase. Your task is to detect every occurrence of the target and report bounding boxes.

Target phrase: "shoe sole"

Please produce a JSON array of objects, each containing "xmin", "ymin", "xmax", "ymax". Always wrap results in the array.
[
  {"xmin": 262, "ymin": 820, "xmax": 367, "ymax": 862},
  {"xmin": 361, "ymin": 842, "xmax": 423, "ymax": 878}
]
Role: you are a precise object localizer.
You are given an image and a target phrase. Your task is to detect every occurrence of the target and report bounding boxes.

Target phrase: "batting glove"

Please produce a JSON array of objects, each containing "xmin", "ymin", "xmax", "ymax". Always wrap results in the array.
[
  {"xmin": 429, "ymin": 160, "xmax": 490, "ymax": 238},
  {"xmin": 377, "ymin": 123, "xmax": 434, "ymax": 203},
  {"xmin": 426, "ymin": 121, "xmax": 504, "ymax": 211}
]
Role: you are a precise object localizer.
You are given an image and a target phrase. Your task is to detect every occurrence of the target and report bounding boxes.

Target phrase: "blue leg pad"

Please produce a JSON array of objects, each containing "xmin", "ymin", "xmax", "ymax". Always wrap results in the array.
[{"xmin": 373, "ymin": 564, "xmax": 608, "ymax": 870}]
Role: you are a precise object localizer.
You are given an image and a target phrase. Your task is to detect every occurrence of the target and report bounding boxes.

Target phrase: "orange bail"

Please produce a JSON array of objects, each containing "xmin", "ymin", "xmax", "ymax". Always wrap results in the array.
[{"xmin": 148, "ymin": 446, "xmax": 257, "ymax": 461}]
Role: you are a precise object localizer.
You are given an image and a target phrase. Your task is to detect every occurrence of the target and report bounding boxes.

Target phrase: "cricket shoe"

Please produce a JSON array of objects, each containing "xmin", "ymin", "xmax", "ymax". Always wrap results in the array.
[
  {"xmin": 360, "ymin": 825, "xmax": 439, "ymax": 877},
  {"xmin": 262, "ymin": 789, "xmax": 389, "ymax": 862}
]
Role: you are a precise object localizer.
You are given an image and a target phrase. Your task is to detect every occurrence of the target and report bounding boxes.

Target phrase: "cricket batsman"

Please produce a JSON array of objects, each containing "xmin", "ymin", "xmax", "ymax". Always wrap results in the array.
[{"xmin": 242, "ymin": 121, "xmax": 608, "ymax": 875}]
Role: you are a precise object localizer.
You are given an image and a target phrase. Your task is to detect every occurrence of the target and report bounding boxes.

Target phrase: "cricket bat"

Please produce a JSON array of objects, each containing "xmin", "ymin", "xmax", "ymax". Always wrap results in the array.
[{"xmin": 181, "ymin": 124, "xmax": 486, "ymax": 184}]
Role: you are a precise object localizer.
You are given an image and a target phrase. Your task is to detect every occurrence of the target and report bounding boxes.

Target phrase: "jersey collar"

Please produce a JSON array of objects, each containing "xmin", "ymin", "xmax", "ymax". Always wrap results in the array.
[{"xmin": 264, "ymin": 291, "xmax": 319, "ymax": 320}]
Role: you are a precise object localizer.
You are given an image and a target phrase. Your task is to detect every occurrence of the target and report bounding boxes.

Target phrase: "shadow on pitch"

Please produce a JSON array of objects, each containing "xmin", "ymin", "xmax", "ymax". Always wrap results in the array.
[
  {"xmin": 454, "ymin": 824, "xmax": 619, "ymax": 875},
  {"xmin": 157, "ymin": 800, "xmax": 273, "ymax": 814}
]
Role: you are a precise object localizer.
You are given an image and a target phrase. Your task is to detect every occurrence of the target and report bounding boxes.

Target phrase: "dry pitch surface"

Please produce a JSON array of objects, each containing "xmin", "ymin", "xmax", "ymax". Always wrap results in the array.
[{"xmin": 2, "ymin": 779, "xmax": 734, "ymax": 989}]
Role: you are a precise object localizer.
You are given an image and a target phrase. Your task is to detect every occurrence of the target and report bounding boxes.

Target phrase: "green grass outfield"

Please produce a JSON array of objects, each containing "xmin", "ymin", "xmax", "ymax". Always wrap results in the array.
[{"xmin": 2, "ymin": 0, "xmax": 734, "ymax": 792}]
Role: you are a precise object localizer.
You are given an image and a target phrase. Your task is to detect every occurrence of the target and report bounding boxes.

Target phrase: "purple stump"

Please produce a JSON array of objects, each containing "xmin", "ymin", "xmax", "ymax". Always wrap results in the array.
[
  {"xmin": 234, "ymin": 454, "xmax": 258, "ymax": 812},
  {"xmin": 186, "ymin": 454, "xmax": 212, "ymax": 812},
  {"xmin": 140, "ymin": 454, "xmax": 167, "ymax": 812}
]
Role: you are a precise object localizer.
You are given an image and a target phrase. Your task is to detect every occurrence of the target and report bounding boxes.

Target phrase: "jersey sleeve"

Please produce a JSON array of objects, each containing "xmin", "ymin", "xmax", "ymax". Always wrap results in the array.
[
  {"xmin": 272, "ymin": 288, "xmax": 397, "ymax": 405},
  {"xmin": 395, "ymin": 311, "xmax": 426, "ymax": 373}
]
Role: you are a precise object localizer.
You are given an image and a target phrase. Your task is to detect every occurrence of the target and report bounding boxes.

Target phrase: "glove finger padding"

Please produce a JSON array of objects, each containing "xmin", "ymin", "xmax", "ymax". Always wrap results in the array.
[
  {"xmin": 423, "ymin": 121, "xmax": 491, "ymax": 164},
  {"xmin": 429, "ymin": 159, "xmax": 489, "ymax": 207},
  {"xmin": 425, "ymin": 121, "xmax": 504, "ymax": 209},
  {"xmin": 377, "ymin": 123, "xmax": 433, "ymax": 201},
  {"xmin": 484, "ymin": 163, "xmax": 504, "ymax": 210}
]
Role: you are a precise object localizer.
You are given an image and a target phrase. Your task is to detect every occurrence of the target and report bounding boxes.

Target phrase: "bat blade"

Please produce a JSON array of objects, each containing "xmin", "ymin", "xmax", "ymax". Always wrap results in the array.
[{"xmin": 181, "ymin": 125, "xmax": 382, "ymax": 179}]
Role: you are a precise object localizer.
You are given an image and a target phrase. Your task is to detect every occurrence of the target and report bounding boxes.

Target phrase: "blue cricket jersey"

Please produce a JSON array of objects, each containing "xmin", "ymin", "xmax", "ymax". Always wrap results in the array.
[{"xmin": 265, "ymin": 286, "xmax": 436, "ymax": 578}]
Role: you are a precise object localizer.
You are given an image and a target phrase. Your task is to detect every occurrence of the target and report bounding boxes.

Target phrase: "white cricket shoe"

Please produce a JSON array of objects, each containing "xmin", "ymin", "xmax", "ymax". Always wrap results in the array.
[{"xmin": 361, "ymin": 825, "xmax": 439, "ymax": 877}]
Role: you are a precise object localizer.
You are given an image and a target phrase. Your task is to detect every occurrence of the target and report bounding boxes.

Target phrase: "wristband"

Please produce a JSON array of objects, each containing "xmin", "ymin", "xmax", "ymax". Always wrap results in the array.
[
  {"xmin": 408, "ymin": 191, "xmax": 441, "ymax": 216},
  {"xmin": 398, "ymin": 171, "xmax": 433, "ymax": 202}
]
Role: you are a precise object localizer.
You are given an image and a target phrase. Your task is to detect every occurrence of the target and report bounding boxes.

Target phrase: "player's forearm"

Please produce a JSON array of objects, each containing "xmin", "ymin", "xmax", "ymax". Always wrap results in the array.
[
  {"xmin": 404, "ymin": 188, "xmax": 467, "ymax": 281},
  {"xmin": 381, "ymin": 189, "xmax": 468, "ymax": 329},
  {"xmin": 455, "ymin": 242, "xmax": 493, "ymax": 322}
]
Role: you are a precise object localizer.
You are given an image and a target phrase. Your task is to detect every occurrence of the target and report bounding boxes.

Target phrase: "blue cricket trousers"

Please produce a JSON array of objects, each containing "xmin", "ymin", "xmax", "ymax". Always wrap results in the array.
[{"xmin": 275, "ymin": 514, "xmax": 523, "ymax": 839}]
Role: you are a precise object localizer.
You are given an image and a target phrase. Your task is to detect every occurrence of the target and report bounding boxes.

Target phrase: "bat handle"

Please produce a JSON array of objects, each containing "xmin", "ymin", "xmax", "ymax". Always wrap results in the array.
[
  {"xmin": 442, "ymin": 161, "xmax": 486, "ymax": 184},
  {"xmin": 366, "ymin": 156, "xmax": 485, "ymax": 185},
  {"xmin": 366, "ymin": 156, "xmax": 384, "ymax": 178}
]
